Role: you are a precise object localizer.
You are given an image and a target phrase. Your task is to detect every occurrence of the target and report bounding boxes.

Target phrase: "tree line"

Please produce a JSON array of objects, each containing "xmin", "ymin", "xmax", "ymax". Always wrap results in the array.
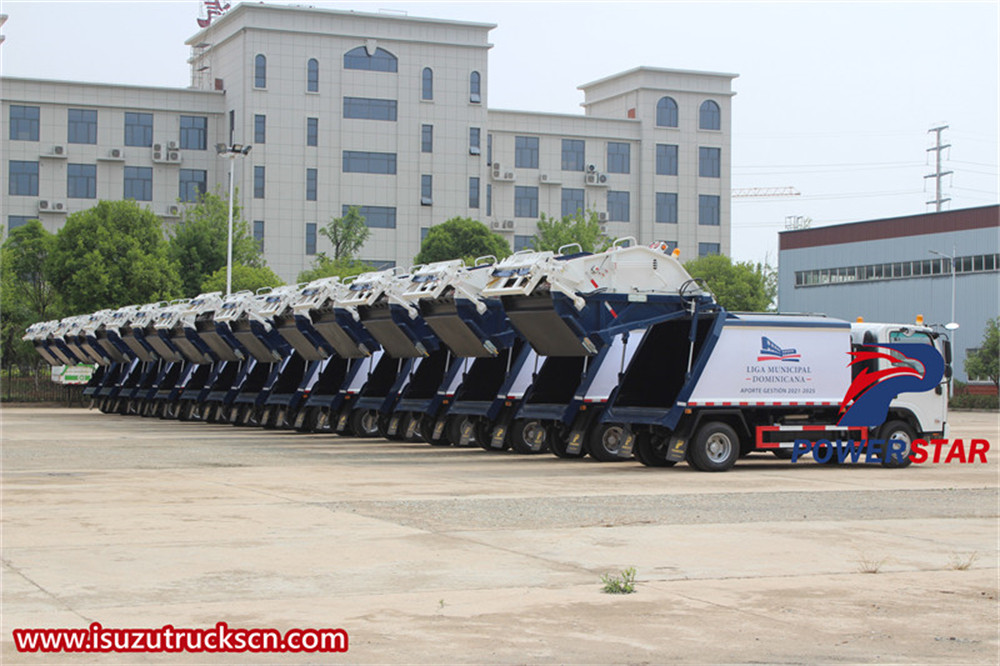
[{"xmin": 2, "ymin": 196, "xmax": 782, "ymax": 373}]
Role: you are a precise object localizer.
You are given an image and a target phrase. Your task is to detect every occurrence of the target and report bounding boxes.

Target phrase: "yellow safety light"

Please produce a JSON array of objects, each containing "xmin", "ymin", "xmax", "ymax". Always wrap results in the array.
[
  {"xmin": 916, "ymin": 314, "xmax": 924, "ymax": 325},
  {"xmin": 856, "ymin": 316, "xmax": 864, "ymax": 323},
  {"xmin": 672, "ymin": 248, "xmax": 681, "ymax": 258}
]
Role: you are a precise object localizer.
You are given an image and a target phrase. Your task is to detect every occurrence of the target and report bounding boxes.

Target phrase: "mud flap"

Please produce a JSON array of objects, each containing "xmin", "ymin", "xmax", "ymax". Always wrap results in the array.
[
  {"xmin": 491, "ymin": 414, "xmax": 514, "ymax": 449},
  {"xmin": 566, "ymin": 409, "xmax": 595, "ymax": 455},
  {"xmin": 336, "ymin": 412, "xmax": 349, "ymax": 432},
  {"xmin": 293, "ymin": 410, "xmax": 307, "ymax": 429},
  {"xmin": 619, "ymin": 429, "xmax": 636, "ymax": 457},
  {"xmin": 387, "ymin": 414, "xmax": 401, "ymax": 436},
  {"xmin": 404, "ymin": 416, "xmax": 420, "ymax": 440},
  {"xmin": 566, "ymin": 430, "xmax": 585, "ymax": 455},
  {"xmin": 526, "ymin": 424, "xmax": 546, "ymax": 452},
  {"xmin": 459, "ymin": 419, "xmax": 476, "ymax": 446},
  {"xmin": 666, "ymin": 435, "xmax": 687, "ymax": 463},
  {"xmin": 433, "ymin": 419, "xmax": 447, "ymax": 442}
]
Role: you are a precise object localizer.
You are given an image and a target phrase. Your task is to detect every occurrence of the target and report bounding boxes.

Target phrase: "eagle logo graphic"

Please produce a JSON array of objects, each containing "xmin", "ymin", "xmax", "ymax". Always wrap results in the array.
[{"xmin": 837, "ymin": 343, "xmax": 945, "ymax": 427}]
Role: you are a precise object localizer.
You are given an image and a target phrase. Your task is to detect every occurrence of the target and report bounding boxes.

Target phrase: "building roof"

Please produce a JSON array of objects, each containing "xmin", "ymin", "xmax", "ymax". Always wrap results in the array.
[
  {"xmin": 778, "ymin": 205, "xmax": 1000, "ymax": 251},
  {"xmin": 578, "ymin": 66, "xmax": 739, "ymax": 91}
]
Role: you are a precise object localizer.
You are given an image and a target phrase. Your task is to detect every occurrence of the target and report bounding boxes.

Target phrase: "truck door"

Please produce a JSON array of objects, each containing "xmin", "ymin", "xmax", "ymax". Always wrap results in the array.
[{"xmin": 884, "ymin": 328, "xmax": 947, "ymax": 435}]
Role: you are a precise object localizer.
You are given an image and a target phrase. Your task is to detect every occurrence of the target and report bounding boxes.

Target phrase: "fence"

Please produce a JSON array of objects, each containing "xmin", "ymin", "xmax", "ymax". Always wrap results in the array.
[{"xmin": 1, "ymin": 367, "xmax": 89, "ymax": 406}]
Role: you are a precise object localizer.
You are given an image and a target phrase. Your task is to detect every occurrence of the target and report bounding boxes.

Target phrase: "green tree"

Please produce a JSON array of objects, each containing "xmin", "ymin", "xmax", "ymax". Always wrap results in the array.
[
  {"xmin": 683, "ymin": 254, "xmax": 772, "ymax": 312},
  {"xmin": 1, "ymin": 220, "xmax": 61, "ymax": 322},
  {"xmin": 200, "ymin": 263, "xmax": 284, "ymax": 294},
  {"xmin": 321, "ymin": 206, "xmax": 371, "ymax": 260},
  {"xmin": 530, "ymin": 211, "xmax": 610, "ymax": 253},
  {"xmin": 965, "ymin": 318, "xmax": 999, "ymax": 390},
  {"xmin": 48, "ymin": 200, "xmax": 181, "ymax": 314},
  {"xmin": 297, "ymin": 257, "xmax": 373, "ymax": 283},
  {"xmin": 414, "ymin": 217, "xmax": 511, "ymax": 265},
  {"xmin": 168, "ymin": 189, "xmax": 262, "ymax": 297}
]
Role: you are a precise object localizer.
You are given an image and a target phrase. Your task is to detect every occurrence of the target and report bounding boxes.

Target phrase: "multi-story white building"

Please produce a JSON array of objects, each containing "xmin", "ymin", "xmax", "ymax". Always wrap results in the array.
[{"xmin": 2, "ymin": 3, "xmax": 735, "ymax": 282}]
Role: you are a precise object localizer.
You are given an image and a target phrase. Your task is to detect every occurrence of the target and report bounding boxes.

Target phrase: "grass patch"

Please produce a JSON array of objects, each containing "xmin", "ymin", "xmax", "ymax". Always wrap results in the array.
[
  {"xmin": 950, "ymin": 552, "xmax": 979, "ymax": 570},
  {"xmin": 856, "ymin": 554, "xmax": 887, "ymax": 574},
  {"xmin": 601, "ymin": 567, "xmax": 637, "ymax": 594}
]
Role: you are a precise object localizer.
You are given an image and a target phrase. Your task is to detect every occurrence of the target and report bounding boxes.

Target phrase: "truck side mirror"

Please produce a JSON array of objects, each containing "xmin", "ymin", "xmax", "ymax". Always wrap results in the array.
[{"xmin": 943, "ymin": 339, "xmax": 952, "ymax": 365}]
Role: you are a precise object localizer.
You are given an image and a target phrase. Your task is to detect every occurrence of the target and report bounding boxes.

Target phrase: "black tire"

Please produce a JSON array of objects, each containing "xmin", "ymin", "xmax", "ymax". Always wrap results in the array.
[
  {"xmin": 586, "ymin": 423, "xmax": 633, "ymax": 462},
  {"xmin": 509, "ymin": 419, "xmax": 549, "ymax": 454},
  {"xmin": 349, "ymin": 409, "xmax": 380, "ymax": 438},
  {"xmin": 446, "ymin": 415, "xmax": 477, "ymax": 447},
  {"xmin": 476, "ymin": 419, "xmax": 509, "ymax": 452},
  {"xmin": 688, "ymin": 421, "xmax": 741, "ymax": 472},
  {"xmin": 634, "ymin": 431, "xmax": 678, "ymax": 468},
  {"xmin": 549, "ymin": 428, "xmax": 586, "ymax": 459},
  {"xmin": 877, "ymin": 420, "xmax": 916, "ymax": 468},
  {"xmin": 420, "ymin": 415, "xmax": 449, "ymax": 446}
]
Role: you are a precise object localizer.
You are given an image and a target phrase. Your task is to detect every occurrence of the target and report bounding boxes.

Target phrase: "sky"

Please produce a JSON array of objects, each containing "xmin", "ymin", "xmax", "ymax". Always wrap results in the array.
[{"xmin": 1, "ymin": 0, "xmax": 997, "ymax": 265}]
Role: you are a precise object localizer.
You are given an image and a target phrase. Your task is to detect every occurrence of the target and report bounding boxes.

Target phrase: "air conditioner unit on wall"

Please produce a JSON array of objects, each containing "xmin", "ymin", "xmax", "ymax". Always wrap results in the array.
[
  {"xmin": 167, "ymin": 151, "xmax": 181, "ymax": 162},
  {"xmin": 53, "ymin": 145, "xmax": 65, "ymax": 155},
  {"xmin": 167, "ymin": 205, "xmax": 181, "ymax": 216},
  {"xmin": 490, "ymin": 220, "xmax": 503, "ymax": 230},
  {"xmin": 597, "ymin": 211, "xmax": 608, "ymax": 223},
  {"xmin": 502, "ymin": 219, "xmax": 515, "ymax": 230},
  {"xmin": 38, "ymin": 199, "xmax": 50, "ymax": 210},
  {"xmin": 167, "ymin": 141, "xmax": 179, "ymax": 150},
  {"xmin": 110, "ymin": 148, "xmax": 122, "ymax": 158},
  {"xmin": 54, "ymin": 202, "xmax": 65, "ymax": 211}
]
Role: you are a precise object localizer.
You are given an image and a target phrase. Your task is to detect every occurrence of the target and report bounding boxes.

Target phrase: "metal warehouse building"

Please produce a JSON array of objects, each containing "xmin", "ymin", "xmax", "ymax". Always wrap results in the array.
[{"xmin": 777, "ymin": 205, "xmax": 999, "ymax": 383}]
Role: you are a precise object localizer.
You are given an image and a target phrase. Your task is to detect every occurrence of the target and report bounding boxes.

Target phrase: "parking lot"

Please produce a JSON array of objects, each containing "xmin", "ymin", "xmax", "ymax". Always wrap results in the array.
[{"xmin": 2, "ymin": 406, "xmax": 998, "ymax": 664}]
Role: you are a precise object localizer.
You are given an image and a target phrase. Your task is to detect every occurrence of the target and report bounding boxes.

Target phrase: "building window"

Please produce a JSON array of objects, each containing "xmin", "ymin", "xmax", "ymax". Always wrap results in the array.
[
  {"xmin": 699, "ymin": 242, "xmax": 721, "ymax": 257},
  {"xmin": 305, "ymin": 223, "xmax": 317, "ymax": 255},
  {"xmin": 254, "ymin": 166, "xmax": 265, "ymax": 198},
  {"xmin": 229, "ymin": 110, "xmax": 235, "ymax": 144},
  {"xmin": 561, "ymin": 188, "xmax": 584, "ymax": 217},
  {"xmin": 514, "ymin": 235, "xmax": 533, "ymax": 251},
  {"xmin": 254, "ymin": 114, "xmax": 266, "ymax": 144},
  {"xmin": 343, "ymin": 46, "xmax": 398, "ymax": 72},
  {"xmin": 421, "ymin": 175, "xmax": 433, "ymax": 205},
  {"xmin": 470, "ymin": 71, "xmax": 481, "ymax": 103},
  {"xmin": 607, "ymin": 191, "xmax": 630, "ymax": 222},
  {"xmin": 607, "ymin": 142, "xmax": 630, "ymax": 174},
  {"xmin": 342, "ymin": 204, "xmax": 396, "ymax": 229},
  {"xmin": 254, "ymin": 54, "xmax": 266, "ymax": 88},
  {"xmin": 179, "ymin": 169, "xmax": 207, "ymax": 202},
  {"xmin": 700, "ymin": 100, "xmax": 721, "ymax": 130},
  {"xmin": 469, "ymin": 176, "xmax": 480, "ymax": 208},
  {"xmin": 67, "ymin": 109, "xmax": 97, "ymax": 144},
  {"xmin": 469, "ymin": 127, "xmax": 481, "ymax": 155},
  {"xmin": 515, "ymin": 136, "xmax": 539, "ymax": 169},
  {"xmin": 8, "ymin": 216, "xmax": 36, "ymax": 231},
  {"xmin": 343, "ymin": 151, "xmax": 397, "ymax": 175},
  {"xmin": 656, "ymin": 97, "xmax": 678, "ymax": 128},
  {"xmin": 307, "ymin": 117, "xmax": 318, "ymax": 147},
  {"xmin": 699, "ymin": 195, "xmax": 720, "ymax": 226},
  {"xmin": 793, "ymin": 253, "xmax": 1000, "ymax": 288},
  {"xmin": 699, "ymin": 147, "xmax": 721, "ymax": 178},
  {"xmin": 306, "ymin": 168, "xmax": 317, "ymax": 201},
  {"xmin": 124, "ymin": 112, "xmax": 153, "ymax": 147},
  {"xmin": 179, "ymin": 116, "xmax": 207, "ymax": 150},
  {"xmin": 253, "ymin": 220, "xmax": 264, "ymax": 252},
  {"xmin": 421, "ymin": 124, "xmax": 433, "ymax": 153},
  {"xmin": 8, "ymin": 161, "xmax": 39, "ymax": 196},
  {"xmin": 655, "ymin": 192, "xmax": 678, "ymax": 224},
  {"xmin": 421, "ymin": 226, "xmax": 430, "ymax": 242},
  {"xmin": 422, "ymin": 67, "xmax": 433, "ymax": 100},
  {"xmin": 67, "ymin": 163, "xmax": 96, "ymax": 199},
  {"xmin": 487, "ymin": 134, "xmax": 493, "ymax": 165},
  {"xmin": 307, "ymin": 58, "xmax": 319, "ymax": 92},
  {"xmin": 124, "ymin": 166, "xmax": 152, "ymax": 201},
  {"xmin": 486, "ymin": 183, "xmax": 492, "ymax": 216},
  {"xmin": 561, "ymin": 139, "xmax": 585, "ymax": 172},
  {"xmin": 656, "ymin": 144, "xmax": 678, "ymax": 176},
  {"xmin": 514, "ymin": 186, "xmax": 538, "ymax": 218},
  {"xmin": 9, "ymin": 105, "xmax": 40, "ymax": 141},
  {"xmin": 343, "ymin": 97, "xmax": 397, "ymax": 121}
]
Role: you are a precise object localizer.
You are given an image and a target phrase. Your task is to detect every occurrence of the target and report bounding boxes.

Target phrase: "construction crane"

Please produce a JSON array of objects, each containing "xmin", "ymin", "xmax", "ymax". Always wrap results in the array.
[{"xmin": 731, "ymin": 186, "xmax": 801, "ymax": 199}]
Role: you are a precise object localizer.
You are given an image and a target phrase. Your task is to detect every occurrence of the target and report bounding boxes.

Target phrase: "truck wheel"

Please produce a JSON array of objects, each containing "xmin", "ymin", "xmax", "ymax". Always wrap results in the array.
[
  {"xmin": 419, "ymin": 416, "xmax": 446, "ymax": 446},
  {"xmin": 510, "ymin": 419, "xmax": 549, "ymax": 454},
  {"xmin": 634, "ymin": 432, "xmax": 678, "ymax": 467},
  {"xmin": 446, "ymin": 415, "xmax": 477, "ymax": 447},
  {"xmin": 350, "ymin": 409, "xmax": 380, "ymax": 438},
  {"xmin": 689, "ymin": 422, "xmax": 740, "ymax": 472},
  {"xmin": 476, "ymin": 419, "xmax": 509, "ymax": 451},
  {"xmin": 586, "ymin": 424, "xmax": 632, "ymax": 462},
  {"xmin": 877, "ymin": 420, "xmax": 916, "ymax": 468},
  {"xmin": 549, "ymin": 430, "xmax": 586, "ymax": 459}
]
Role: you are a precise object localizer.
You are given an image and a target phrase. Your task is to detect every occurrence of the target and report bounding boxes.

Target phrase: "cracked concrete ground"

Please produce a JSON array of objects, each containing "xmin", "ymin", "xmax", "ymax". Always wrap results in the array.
[{"xmin": 2, "ymin": 407, "xmax": 998, "ymax": 663}]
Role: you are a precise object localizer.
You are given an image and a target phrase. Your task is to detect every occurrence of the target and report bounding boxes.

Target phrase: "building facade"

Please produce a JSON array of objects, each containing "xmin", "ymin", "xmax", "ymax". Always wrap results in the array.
[
  {"xmin": 777, "ymin": 205, "xmax": 999, "ymax": 383},
  {"xmin": 2, "ymin": 3, "xmax": 735, "ymax": 281}
]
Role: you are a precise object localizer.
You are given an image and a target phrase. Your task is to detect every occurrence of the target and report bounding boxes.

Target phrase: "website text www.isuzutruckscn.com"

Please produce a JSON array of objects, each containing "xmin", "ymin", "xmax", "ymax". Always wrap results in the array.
[{"xmin": 12, "ymin": 622, "xmax": 348, "ymax": 654}]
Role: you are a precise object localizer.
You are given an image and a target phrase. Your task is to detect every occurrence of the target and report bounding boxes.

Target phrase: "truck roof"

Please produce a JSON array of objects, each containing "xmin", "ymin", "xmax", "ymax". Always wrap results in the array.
[{"xmin": 725, "ymin": 312, "xmax": 850, "ymax": 329}]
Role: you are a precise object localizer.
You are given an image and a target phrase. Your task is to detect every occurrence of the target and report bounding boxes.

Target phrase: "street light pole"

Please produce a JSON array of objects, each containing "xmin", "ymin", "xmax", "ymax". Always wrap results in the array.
[{"xmin": 215, "ymin": 143, "xmax": 252, "ymax": 296}]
